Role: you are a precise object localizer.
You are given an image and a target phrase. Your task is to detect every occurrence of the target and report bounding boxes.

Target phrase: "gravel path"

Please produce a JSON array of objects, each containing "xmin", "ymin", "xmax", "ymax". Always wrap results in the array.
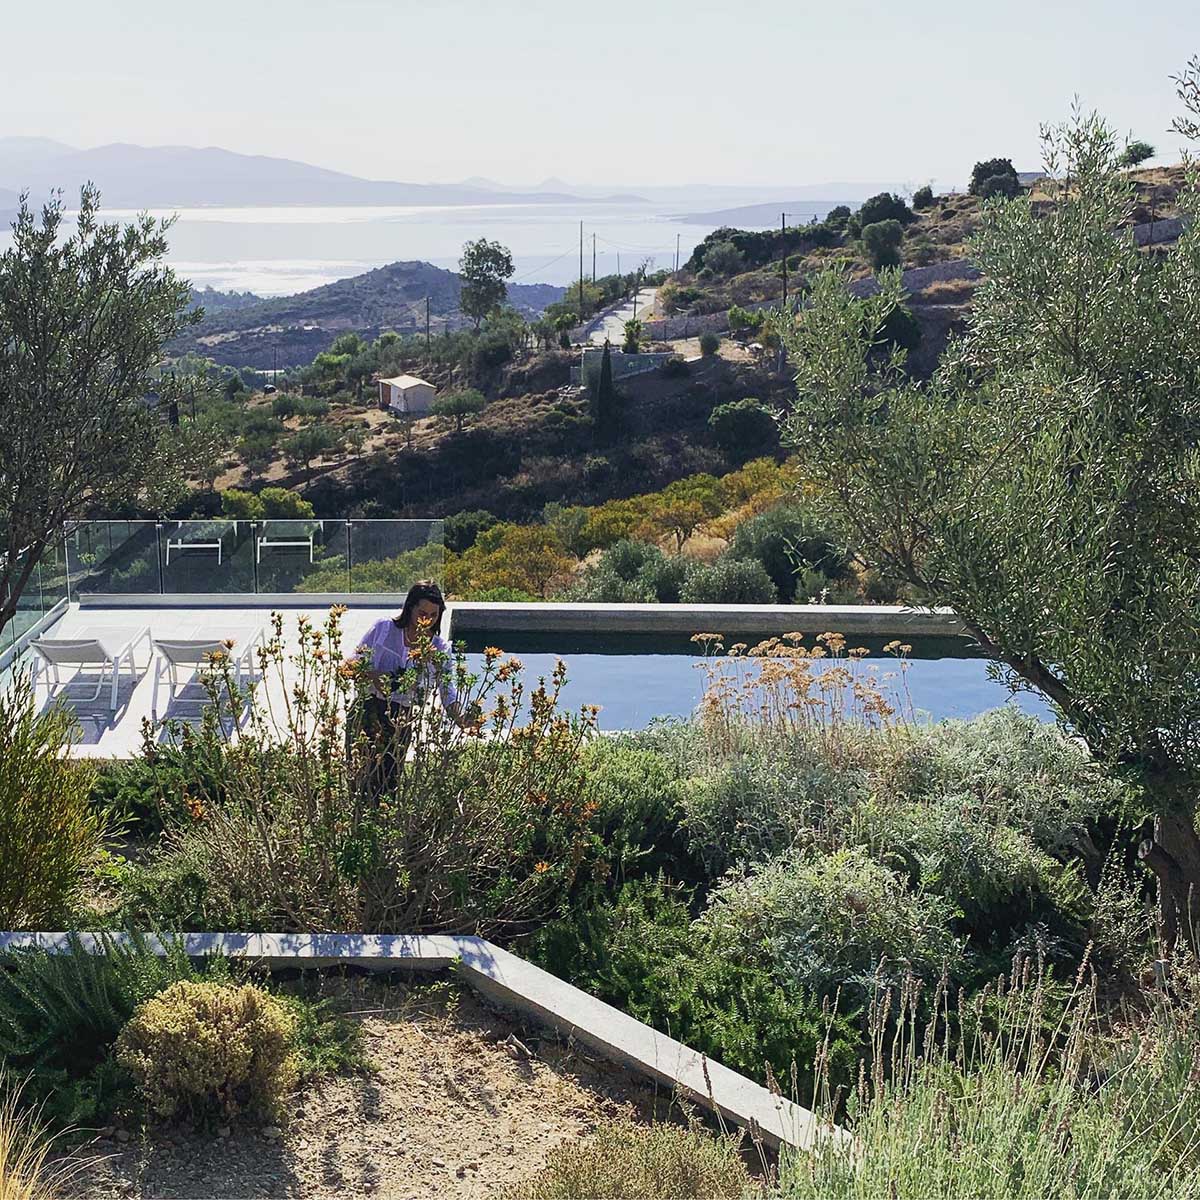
[{"xmin": 59, "ymin": 979, "xmax": 669, "ymax": 1199}]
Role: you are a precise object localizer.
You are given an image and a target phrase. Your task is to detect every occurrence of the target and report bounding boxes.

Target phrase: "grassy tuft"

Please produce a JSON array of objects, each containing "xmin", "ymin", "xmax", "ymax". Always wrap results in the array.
[{"xmin": 508, "ymin": 1121, "xmax": 757, "ymax": 1199}]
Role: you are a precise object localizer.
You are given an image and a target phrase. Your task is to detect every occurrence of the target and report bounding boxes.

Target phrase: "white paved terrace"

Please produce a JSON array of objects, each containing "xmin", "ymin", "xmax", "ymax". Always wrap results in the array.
[{"xmin": 17, "ymin": 599, "xmax": 400, "ymax": 759}]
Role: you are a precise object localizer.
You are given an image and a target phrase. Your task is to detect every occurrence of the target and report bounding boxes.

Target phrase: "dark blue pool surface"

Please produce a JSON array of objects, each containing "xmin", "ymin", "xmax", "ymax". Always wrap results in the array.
[{"xmin": 460, "ymin": 632, "xmax": 1053, "ymax": 730}]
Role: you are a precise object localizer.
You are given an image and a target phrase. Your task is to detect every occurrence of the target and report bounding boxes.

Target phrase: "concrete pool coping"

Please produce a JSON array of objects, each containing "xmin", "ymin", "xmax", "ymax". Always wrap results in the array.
[
  {"xmin": 0, "ymin": 930, "xmax": 844, "ymax": 1153},
  {"xmin": 77, "ymin": 595, "xmax": 966, "ymax": 638}
]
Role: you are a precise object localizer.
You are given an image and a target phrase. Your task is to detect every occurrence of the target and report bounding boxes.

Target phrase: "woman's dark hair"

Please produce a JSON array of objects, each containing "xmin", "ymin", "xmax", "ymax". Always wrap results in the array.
[{"xmin": 395, "ymin": 579, "xmax": 446, "ymax": 635}]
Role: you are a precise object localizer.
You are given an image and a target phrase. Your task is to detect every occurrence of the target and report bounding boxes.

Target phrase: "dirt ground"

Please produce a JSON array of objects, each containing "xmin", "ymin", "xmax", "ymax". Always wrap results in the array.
[{"xmin": 58, "ymin": 977, "xmax": 673, "ymax": 1200}]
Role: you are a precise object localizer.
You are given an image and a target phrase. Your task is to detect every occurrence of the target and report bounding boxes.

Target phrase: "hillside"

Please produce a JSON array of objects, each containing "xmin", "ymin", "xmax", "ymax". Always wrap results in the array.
[
  {"xmin": 660, "ymin": 166, "xmax": 1191, "ymax": 333},
  {"xmin": 169, "ymin": 262, "xmax": 565, "ymax": 367}
]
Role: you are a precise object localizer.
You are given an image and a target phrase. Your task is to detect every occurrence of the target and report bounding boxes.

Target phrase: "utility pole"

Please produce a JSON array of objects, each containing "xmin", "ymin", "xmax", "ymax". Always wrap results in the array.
[
  {"xmin": 579, "ymin": 220, "xmax": 585, "ymax": 318},
  {"xmin": 592, "ymin": 233, "xmax": 596, "ymax": 283},
  {"xmin": 781, "ymin": 211, "xmax": 787, "ymax": 308}
]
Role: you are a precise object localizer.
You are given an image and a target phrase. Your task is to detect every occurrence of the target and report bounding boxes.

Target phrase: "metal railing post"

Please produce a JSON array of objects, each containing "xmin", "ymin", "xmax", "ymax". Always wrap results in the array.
[
  {"xmin": 155, "ymin": 522, "xmax": 165, "ymax": 594},
  {"xmin": 251, "ymin": 522, "xmax": 260, "ymax": 594},
  {"xmin": 346, "ymin": 518, "xmax": 354, "ymax": 594}
]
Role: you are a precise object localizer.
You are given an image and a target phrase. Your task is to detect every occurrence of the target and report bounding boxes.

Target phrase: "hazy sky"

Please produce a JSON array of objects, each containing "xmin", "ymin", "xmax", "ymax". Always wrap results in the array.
[{"xmin": 4, "ymin": 0, "xmax": 1196, "ymax": 187}]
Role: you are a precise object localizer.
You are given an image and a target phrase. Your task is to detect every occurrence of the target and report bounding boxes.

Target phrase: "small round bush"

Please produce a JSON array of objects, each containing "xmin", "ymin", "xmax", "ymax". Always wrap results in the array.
[
  {"xmin": 708, "ymin": 398, "xmax": 778, "ymax": 462},
  {"xmin": 638, "ymin": 552, "xmax": 696, "ymax": 603},
  {"xmin": 680, "ymin": 558, "xmax": 777, "ymax": 604},
  {"xmin": 978, "ymin": 172, "xmax": 1021, "ymax": 200},
  {"xmin": 726, "ymin": 503, "xmax": 851, "ymax": 600},
  {"xmin": 116, "ymin": 981, "xmax": 297, "ymax": 1123},
  {"xmin": 912, "ymin": 184, "xmax": 935, "ymax": 210},
  {"xmin": 511, "ymin": 1122, "xmax": 754, "ymax": 1200},
  {"xmin": 601, "ymin": 539, "xmax": 662, "ymax": 583},
  {"xmin": 658, "ymin": 355, "xmax": 689, "ymax": 379},
  {"xmin": 698, "ymin": 331, "xmax": 720, "ymax": 357}
]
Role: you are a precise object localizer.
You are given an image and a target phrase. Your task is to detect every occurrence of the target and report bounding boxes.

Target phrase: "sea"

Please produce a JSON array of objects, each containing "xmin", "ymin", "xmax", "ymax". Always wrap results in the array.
[{"xmin": 0, "ymin": 197, "xmax": 839, "ymax": 297}]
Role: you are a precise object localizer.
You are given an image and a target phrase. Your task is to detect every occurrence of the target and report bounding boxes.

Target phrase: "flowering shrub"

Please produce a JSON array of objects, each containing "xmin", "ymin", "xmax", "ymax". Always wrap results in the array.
[
  {"xmin": 116, "ymin": 980, "xmax": 296, "ymax": 1122},
  {"xmin": 137, "ymin": 607, "xmax": 599, "ymax": 934}
]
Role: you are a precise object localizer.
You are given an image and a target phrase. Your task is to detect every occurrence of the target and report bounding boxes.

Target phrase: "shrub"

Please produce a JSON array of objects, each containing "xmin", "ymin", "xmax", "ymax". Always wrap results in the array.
[
  {"xmin": 575, "ymin": 742, "xmax": 699, "ymax": 888},
  {"xmin": 708, "ymin": 398, "xmax": 778, "ymax": 462},
  {"xmin": 599, "ymin": 539, "xmax": 660, "ymax": 582},
  {"xmin": 912, "ymin": 184, "xmax": 935, "ymax": 210},
  {"xmin": 854, "ymin": 794, "xmax": 1091, "ymax": 958},
  {"xmin": 978, "ymin": 173, "xmax": 1021, "ymax": 200},
  {"xmin": 471, "ymin": 586, "xmax": 540, "ymax": 602},
  {"xmin": 621, "ymin": 318, "xmax": 642, "ymax": 355},
  {"xmin": 139, "ymin": 609, "xmax": 599, "ymax": 934},
  {"xmin": 117, "ymin": 980, "xmax": 297, "ymax": 1123},
  {"xmin": 257, "ymin": 486, "xmax": 314, "ymax": 519},
  {"xmin": 861, "ymin": 219, "xmax": 904, "ymax": 270},
  {"xmin": 0, "ymin": 674, "xmax": 103, "ymax": 929},
  {"xmin": 702, "ymin": 240, "xmax": 743, "ymax": 275},
  {"xmin": 875, "ymin": 304, "xmax": 922, "ymax": 355},
  {"xmin": 825, "ymin": 204, "xmax": 852, "ymax": 229},
  {"xmin": 0, "ymin": 931, "xmax": 204, "ymax": 1127},
  {"xmin": 727, "ymin": 304, "xmax": 765, "ymax": 336},
  {"xmin": 679, "ymin": 741, "xmax": 867, "ymax": 877},
  {"xmin": 658, "ymin": 355, "xmax": 689, "ymax": 379},
  {"xmin": 724, "ymin": 503, "xmax": 850, "ymax": 600},
  {"xmin": 698, "ymin": 331, "xmax": 720, "ymax": 357},
  {"xmin": 531, "ymin": 876, "xmax": 863, "ymax": 1090},
  {"xmin": 779, "ymin": 967, "xmax": 1200, "ymax": 1199},
  {"xmin": 637, "ymin": 552, "xmax": 696, "ymax": 603},
  {"xmin": 1118, "ymin": 139, "xmax": 1155, "ymax": 169},
  {"xmin": 969, "ymin": 157, "xmax": 1021, "ymax": 197},
  {"xmin": 881, "ymin": 709, "xmax": 1119, "ymax": 854},
  {"xmin": 220, "ymin": 487, "xmax": 264, "ymax": 521},
  {"xmin": 444, "ymin": 509, "xmax": 497, "ymax": 554},
  {"xmin": 680, "ymin": 558, "xmax": 777, "ymax": 604},
  {"xmin": 699, "ymin": 847, "xmax": 964, "ymax": 995},
  {"xmin": 511, "ymin": 1122, "xmax": 754, "ymax": 1200},
  {"xmin": 857, "ymin": 192, "xmax": 915, "ymax": 227}
]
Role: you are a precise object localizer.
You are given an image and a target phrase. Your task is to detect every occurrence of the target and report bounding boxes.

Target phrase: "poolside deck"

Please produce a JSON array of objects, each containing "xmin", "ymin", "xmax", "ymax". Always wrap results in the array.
[{"xmin": 14, "ymin": 600, "xmax": 399, "ymax": 759}]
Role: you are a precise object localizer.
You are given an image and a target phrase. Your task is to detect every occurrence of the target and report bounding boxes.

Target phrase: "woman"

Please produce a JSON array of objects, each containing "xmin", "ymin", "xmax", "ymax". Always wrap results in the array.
[{"xmin": 350, "ymin": 579, "xmax": 463, "ymax": 795}]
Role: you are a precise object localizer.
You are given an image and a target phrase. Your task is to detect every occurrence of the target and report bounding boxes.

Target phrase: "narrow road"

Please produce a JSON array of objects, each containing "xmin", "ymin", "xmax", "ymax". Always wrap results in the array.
[{"xmin": 586, "ymin": 286, "xmax": 658, "ymax": 345}]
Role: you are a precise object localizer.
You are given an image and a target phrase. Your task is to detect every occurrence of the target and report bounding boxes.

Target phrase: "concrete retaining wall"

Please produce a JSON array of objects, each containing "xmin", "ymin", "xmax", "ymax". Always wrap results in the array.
[
  {"xmin": 450, "ymin": 601, "xmax": 964, "ymax": 637},
  {"xmin": 0, "ymin": 931, "xmax": 843, "ymax": 1152}
]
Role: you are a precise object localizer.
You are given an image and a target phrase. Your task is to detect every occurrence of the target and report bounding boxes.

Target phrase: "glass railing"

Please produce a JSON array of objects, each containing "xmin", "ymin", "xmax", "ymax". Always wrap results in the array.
[
  {"xmin": 2, "ymin": 535, "xmax": 73, "ymax": 654},
  {"xmin": 63, "ymin": 519, "xmax": 444, "ymax": 596}
]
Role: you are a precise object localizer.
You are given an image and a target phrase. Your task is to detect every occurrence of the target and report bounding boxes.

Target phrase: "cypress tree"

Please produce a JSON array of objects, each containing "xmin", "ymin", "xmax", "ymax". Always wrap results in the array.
[{"xmin": 592, "ymin": 339, "xmax": 615, "ymax": 435}]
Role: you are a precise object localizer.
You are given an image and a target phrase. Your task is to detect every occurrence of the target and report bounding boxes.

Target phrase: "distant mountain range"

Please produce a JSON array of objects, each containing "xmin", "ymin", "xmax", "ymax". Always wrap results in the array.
[
  {"xmin": 0, "ymin": 137, "xmax": 917, "ymax": 216},
  {"xmin": 169, "ymin": 260, "xmax": 565, "ymax": 368},
  {"xmin": 0, "ymin": 137, "xmax": 647, "ymax": 210}
]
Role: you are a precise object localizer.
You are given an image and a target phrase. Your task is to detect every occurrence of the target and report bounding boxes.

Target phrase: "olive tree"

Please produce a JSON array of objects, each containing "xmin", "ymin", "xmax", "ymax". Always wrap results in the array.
[
  {"xmin": 777, "ymin": 112, "xmax": 1200, "ymax": 947},
  {"xmin": 0, "ymin": 187, "xmax": 194, "ymax": 639}
]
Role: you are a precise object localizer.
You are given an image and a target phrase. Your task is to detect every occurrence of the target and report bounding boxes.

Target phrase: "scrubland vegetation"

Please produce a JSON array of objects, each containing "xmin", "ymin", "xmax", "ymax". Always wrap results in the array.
[{"xmin": 3, "ymin": 60, "xmax": 1200, "ymax": 1198}]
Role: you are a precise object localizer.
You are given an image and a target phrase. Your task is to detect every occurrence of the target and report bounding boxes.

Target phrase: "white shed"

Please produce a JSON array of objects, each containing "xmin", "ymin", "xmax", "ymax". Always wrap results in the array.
[{"xmin": 378, "ymin": 374, "xmax": 436, "ymax": 415}]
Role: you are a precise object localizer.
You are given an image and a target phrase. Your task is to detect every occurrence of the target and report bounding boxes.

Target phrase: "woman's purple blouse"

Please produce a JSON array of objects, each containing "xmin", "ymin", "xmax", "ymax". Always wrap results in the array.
[{"xmin": 355, "ymin": 618, "xmax": 458, "ymax": 708}]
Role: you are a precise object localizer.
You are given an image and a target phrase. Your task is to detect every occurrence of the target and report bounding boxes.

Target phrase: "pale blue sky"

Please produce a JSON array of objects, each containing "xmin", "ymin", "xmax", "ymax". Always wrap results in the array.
[{"xmin": 4, "ymin": 0, "xmax": 1196, "ymax": 186}]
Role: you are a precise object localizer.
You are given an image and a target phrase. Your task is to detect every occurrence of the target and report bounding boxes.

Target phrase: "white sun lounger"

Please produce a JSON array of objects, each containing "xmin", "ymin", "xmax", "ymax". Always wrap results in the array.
[
  {"xmin": 164, "ymin": 521, "xmax": 231, "ymax": 566},
  {"xmin": 256, "ymin": 519, "xmax": 323, "ymax": 564},
  {"xmin": 30, "ymin": 627, "xmax": 152, "ymax": 711},
  {"xmin": 151, "ymin": 627, "xmax": 267, "ymax": 718}
]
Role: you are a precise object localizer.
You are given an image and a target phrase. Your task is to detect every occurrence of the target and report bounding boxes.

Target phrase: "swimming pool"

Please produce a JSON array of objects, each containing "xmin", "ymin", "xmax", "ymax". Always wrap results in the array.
[{"xmin": 459, "ymin": 632, "xmax": 1053, "ymax": 731}]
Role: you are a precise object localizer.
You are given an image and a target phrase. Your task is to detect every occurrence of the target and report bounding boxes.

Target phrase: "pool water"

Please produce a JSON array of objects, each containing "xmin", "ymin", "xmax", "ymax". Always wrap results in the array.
[{"xmin": 459, "ymin": 632, "xmax": 1053, "ymax": 731}]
